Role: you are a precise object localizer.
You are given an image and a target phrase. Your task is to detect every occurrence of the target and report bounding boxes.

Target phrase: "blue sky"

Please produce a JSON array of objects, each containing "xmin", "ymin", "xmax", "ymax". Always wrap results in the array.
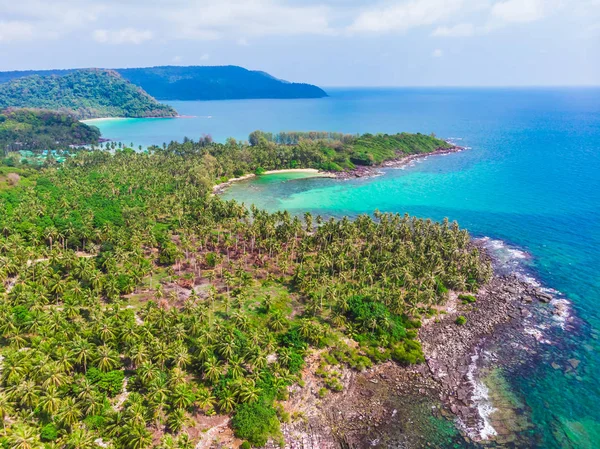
[{"xmin": 1, "ymin": 0, "xmax": 598, "ymax": 86}]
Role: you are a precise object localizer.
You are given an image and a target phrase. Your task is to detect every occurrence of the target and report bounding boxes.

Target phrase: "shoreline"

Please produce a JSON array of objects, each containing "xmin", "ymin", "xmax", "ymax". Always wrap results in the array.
[
  {"xmin": 211, "ymin": 169, "xmax": 336, "ymax": 195},
  {"xmin": 81, "ymin": 115, "xmax": 188, "ymax": 123},
  {"xmin": 213, "ymin": 145, "xmax": 463, "ymax": 195},
  {"xmin": 330, "ymin": 145, "xmax": 464, "ymax": 180},
  {"xmin": 275, "ymin": 242, "xmax": 568, "ymax": 447}
]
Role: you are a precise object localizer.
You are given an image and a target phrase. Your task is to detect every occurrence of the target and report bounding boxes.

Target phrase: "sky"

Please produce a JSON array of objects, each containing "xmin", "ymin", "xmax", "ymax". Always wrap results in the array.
[{"xmin": 0, "ymin": 0, "xmax": 599, "ymax": 86}]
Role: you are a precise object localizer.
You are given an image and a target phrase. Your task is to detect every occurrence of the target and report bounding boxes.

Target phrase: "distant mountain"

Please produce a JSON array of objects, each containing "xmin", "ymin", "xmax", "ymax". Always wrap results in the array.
[
  {"xmin": 0, "ymin": 108, "xmax": 101, "ymax": 151},
  {"xmin": 0, "ymin": 66, "xmax": 328, "ymax": 101},
  {"xmin": 0, "ymin": 69, "xmax": 178, "ymax": 119}
]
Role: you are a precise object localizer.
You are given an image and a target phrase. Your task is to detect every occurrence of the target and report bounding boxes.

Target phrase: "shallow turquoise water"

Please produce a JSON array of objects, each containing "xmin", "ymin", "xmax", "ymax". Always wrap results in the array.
[{"xmin": 96, "ymin": 88, "xmax": 600, "ymax": 447}]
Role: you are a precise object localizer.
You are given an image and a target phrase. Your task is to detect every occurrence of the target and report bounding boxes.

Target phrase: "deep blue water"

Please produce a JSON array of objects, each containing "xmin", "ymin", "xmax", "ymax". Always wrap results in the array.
[{"xmin": 96, "ymin": 88, "xmax": 600, "ymax": 448}]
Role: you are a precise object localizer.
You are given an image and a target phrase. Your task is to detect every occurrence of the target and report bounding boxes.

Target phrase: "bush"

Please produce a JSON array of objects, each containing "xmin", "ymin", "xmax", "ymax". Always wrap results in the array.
[
  {"xmin": 205, "ymin": 252, "xmax": 218, "ymax": 268},
  {"xmin": 255, "ymin": 167, "xmax": 266, "ymax": 175},
  {"xmin": 232, "ymin": 401, "xmax": 280, "ymax": 447},
  {"xmin": 85, "ymin": 368, "xmax": 124, "ymax": 397},
  {"xmin": 459, "ymin": 294, "xmax": 477, "ymax": 304},
  {"xmin": 455, "ymin": 315, "xmax": 467, "ymax": 325},
  {"xmin": 241, "ymin": 442, "xmax": 252, "ymax": 449},
  {"xmin": 391, "ymin": 340, "xmax": 425, "ymax": 365},
  {"xmin": 40, "ymin": 423, "xmax": 58, "ymax": 442}
]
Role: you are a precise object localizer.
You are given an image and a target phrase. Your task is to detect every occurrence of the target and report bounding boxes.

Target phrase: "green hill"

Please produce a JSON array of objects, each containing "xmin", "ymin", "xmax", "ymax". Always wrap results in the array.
[
  {"xmin": 0, "ymin": 108, "xmax": 101, "ymax": 152},
  {"xmin": 0, "ymin": 69, "xmax": 178, "ymax": 119},
  {"xmin": 0, "ymin": 65, "xmax": 328, "ymax": 101}
]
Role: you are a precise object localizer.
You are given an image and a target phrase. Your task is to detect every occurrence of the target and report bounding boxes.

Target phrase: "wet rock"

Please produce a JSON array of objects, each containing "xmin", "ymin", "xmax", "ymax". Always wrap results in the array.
[{"xmin": 551, "ymin": 362, "xmax": 561, "ymax": 370}]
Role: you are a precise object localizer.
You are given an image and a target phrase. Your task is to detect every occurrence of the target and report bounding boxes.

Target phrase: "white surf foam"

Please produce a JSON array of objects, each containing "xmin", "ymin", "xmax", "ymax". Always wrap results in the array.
[{"xmin": 457, "ymin": 351, "xmax": 498, "ymax": 441}]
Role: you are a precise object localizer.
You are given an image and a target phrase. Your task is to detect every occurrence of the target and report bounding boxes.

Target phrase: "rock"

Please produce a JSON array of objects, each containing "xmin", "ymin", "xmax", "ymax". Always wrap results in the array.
[
  {"xmin": 537, "ymin": 292, "xmax": 553, "ymax": 303},
  {"xmin": 457, "ymin": 387, "xmax": 470, "ymax": 402},
  {"xmin": 568, "ymin": 358, "xmax": 580, "ymax": 370},
  {"xmin": 551, "ymin": 362, "xmax": 561, "ymax": 370},
  {"xmin": 522, "ymin": 296, "xmax": 533, "ymax": 302}
]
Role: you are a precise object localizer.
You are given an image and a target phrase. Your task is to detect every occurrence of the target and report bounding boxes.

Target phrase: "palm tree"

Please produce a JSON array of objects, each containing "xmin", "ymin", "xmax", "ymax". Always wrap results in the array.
[
  {"xmin": 7, "ymin": 424, "xmax": 43, "ymax": 449},
  {"xmin": 217, "ymin": 388, "xmax": 236, "ymax": 413},
  {"xmin": 95, "ymin": 345, "xmax": 120, "ymax": 372},
  {"xmin": 121, "ymin": 424, "xmax": 152, "ymax": 449},
  {"xmin": 167, "ymin": 408, "xmax": 188, "ymax": 434},
  {"xmin": 0, "ymin": 392, "xmax": 14, "ymax": 432}
]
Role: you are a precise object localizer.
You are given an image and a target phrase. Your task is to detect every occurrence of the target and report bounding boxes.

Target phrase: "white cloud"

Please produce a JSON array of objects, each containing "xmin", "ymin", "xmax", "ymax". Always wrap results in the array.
[
  {"xmin": 491, "ymin": 0, "xmax": 546, "ymax": 23},
  {"xmin": 432, "ymin": 23, "xmax": 475, "ymax": 37},
  {"xmin": 93, "ymin": 28, "xmax": 153, "ymax": 44},
  {"xmin": 0, "ymin": 21, "xmax": 35, "ymax": 42},
  {"xmin": 348, "ymin": 0, "xmax": 467, "ymax": 33},
  {"xmin": 166, "ymin": 0, "xmax": 334, "ymax": 39},
  {"xmin": 0, "ymin": 0, "xmax": 590, "ymax": 46},
  {"xmin": 432, "ymin": 48, "xmax": 443, "ymax": 57}
]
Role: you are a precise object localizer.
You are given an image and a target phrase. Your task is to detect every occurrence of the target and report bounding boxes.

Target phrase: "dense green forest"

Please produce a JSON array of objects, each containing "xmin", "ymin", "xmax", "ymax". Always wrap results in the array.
[
  {"xmin": 0, "ymin": 70, "xmax": 178, "ymax": 119},
  {"xmin": 0, "ymin": 66, "xmax": 328, "ymax": 101},
  {"xmin": 246, "ymin": 130, "xmax": 453, "ymax": 169},
  {"xmin": 0, "ymin": 132, "xmax": 487, "ymax": 448},
  {"xmin": 0, "ymin": 109, "xmax": 101, "ymax": 153}
]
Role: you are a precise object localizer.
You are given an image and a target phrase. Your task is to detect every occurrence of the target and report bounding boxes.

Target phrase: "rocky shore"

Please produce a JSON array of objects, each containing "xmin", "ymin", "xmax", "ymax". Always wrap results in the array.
[
  {"xmin": 270, "ymin": 250, "xmax": 563, "ymax": 448},
  {"xmin": 330, "ymin": 145, "xmax": 464, "ymax": 180}
]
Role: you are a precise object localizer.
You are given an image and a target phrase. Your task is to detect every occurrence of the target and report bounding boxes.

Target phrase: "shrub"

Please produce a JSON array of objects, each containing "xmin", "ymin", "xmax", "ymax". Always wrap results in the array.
[
  {"xmin": 84, "ymin": 415, "xmax": 106, "ymax": 430},
  {"xmin": 232, "ymin": 401, "xmax": 280, "ymax": 447},
  {"xmin": 455, "ymin": 315, "xmax": 467, "ymax": 325},
  {"xmin": 391, "ymin": 340, "xmax": 425, "ymax": 365},
  {"xmin": 459, "ymin": 294, "xmax": 477, "ymax": 304},
  {"xmin": 40, "ymin": 423, "xmax": 58, "ymax": 442},
  {"xmin": 241, "ymin": 442, "xmax": 252, "ymax": 449},
  {"xmin": 85, "ymin": 368, "xmax": 124, "ymax": 397},
  {"xmin": 255, "ymin": 167, "xmax": 266, "ymax": 175},
  {"xmin": 205, "ymin": 252, "xmax": 218, "ymax": 268}
]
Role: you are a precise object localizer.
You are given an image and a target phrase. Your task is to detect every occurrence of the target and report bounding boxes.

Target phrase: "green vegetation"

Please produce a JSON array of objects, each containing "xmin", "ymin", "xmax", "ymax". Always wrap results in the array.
[
  {"xmin": 0, "ymin": 69, "xmax": 178, "ymax": 119},
  {"xmin": 0, "ymin": 65, "xmax": 328, "ymax": 101},
  {"xmin": 456, "ymin": 315, "xmax": 467, "ymax": 325},
  {"xmin": 1, "ymin": 108, "xmax": 101, "ymax": 153},
  {"xmin": 0, "ymin": 130, "xmax": 489, "ymax": 447},
  {"xmin": 459, "ymin": 293, "xmax": 477, "ymax": 304},
  {"xmin": 223, "ymin": 130, "xmax": 452, "ymax": 174}
]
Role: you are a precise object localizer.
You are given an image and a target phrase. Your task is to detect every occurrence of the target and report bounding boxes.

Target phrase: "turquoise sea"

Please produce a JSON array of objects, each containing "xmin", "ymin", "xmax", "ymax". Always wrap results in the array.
[{"xmin": 95, "ymin": 88, "xmax": 600, "ymax": 448}]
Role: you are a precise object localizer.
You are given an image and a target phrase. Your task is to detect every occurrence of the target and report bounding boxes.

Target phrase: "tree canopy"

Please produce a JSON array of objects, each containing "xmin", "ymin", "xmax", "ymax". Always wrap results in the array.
[
  {"xmin": 0, "ymin": 131, "xmax": 488, "ymax": 447},
  {"xmin": 0, "ymin": 108, "xmax": 101, "ymax": 153},
  {"xmin": 0, "ymin": 69, "xmax": 178, "ymax": 119},
  {"xmin": 0, "ymin": 65, "xmax": 328, "ymax": 101}
]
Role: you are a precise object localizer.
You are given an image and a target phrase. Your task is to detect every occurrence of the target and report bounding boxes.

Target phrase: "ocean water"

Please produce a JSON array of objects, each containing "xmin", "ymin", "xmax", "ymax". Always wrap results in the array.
[{"xmin": 95, "ymin": 88, "xmax": 600, "ymax": 448}]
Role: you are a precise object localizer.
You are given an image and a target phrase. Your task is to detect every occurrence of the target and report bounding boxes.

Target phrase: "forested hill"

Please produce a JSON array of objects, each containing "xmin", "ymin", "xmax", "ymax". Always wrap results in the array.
[
  {"xmin": 116, "ymin": 66, "xmax": 328, "ymax": 100},
  {"xmin": 0, "ymin": 69, "xmax": 178, "ymax": 119},
  {"xmin": 0, "ymin": 108, "xmax": 101, "ymax": 151},
  {"xmin": 0, "ymin": 65, "xmax": 328, "ymax": 101}
]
